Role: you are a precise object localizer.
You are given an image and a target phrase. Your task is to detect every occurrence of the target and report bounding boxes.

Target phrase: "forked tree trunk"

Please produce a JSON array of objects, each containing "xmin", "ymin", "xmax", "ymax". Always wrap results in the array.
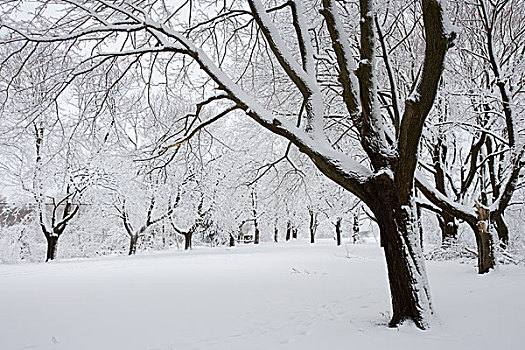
[
  {"xmin": 184, "ymin": 232, "xmax": 193, "ymax": 250},
  {"xmin": 375, "ymin": 200, "xmax": 432, "ymax": 329},
  {"xmin": 45, "ymin": 235, "xmax": 59, "ymax": 262},
  {"xmin": 128, "ymin": 234, "xmax": 139, "ymax": 255},
  {"xmin": 335, "ymin": 217, "xmax": 342, "ymax": 246},
  {"xmin": 292, "ymin": 227, "xmax": 298, "ymax": 239}
]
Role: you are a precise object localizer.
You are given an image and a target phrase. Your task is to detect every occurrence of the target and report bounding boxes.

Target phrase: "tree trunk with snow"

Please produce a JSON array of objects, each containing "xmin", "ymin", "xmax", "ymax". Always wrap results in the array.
[
  {"xmin": 361, "ymin": 172, "xmax": 433, "ymax": 329},
  {"xmin": 128, "ymin": 234, "xmax": 139, "ymax": 255},
  {"xmin": 352, "ymin": 214, "xmax": 360, "ymax": 244},
  {"xmin": 39, "ymin": 201, "xmax": 79, "ymax": 262},
  {"xmin": 286, "ymin": 221, "xmax": 291, "ymax": 241},
  {"xmin": 471, "ymin": 222, "xmax": 495, "ymax": 274},
  {"xmin": 473, "ymin": 204, "xmax": 495, "ymax": 274},
  {"xmin": 33, "ymin": 123, "xmax": 82, "ymax": 262},
  {"xmin": 45, "ymin": 234, "xmax": 59, "ymax": 262},
  {"xmin": 493, "ymin": 215, "xmax": 509, "ymax": 248},
  {"xmin": 380, "ymin": 211, "xmax": 431, "ymax": 328}
]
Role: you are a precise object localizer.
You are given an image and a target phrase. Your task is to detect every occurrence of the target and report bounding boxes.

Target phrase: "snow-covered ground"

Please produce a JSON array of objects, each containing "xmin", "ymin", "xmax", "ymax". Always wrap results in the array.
[{"xmin": 1, "ymin": 240, "xmax": 524, "ymax": 350}]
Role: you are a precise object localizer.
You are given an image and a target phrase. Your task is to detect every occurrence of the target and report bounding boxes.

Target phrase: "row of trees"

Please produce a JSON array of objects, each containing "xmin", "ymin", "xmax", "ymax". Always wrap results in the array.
[
  {"xmin": 0, "ymin": 73, "xmax": 364, "ymax": 259},
  {"xmin": 1, "ymin": 0, "xmax": 524, "ymax": 329}
]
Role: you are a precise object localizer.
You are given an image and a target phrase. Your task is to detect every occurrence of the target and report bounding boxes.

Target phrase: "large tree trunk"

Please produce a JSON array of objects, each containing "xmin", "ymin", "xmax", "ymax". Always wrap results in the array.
[
  {"xmin": 292, "ymin": 227, "xmax": 298, "ymax": 239},
  {"xmin": 229, "ymin": 233, "xmax": 235, "ymax": 247},
  {"xmin": 472, "ymin": 205, "xmax": 495, "ymax": 274},
  {"xmin": 128, "ymin": 234, "xmax": 139, "ymax": 255},
  {"xmin": 472, "ymin": 223, "xmax": 495, "ymax": 274},
  {"xmin": 45, "ymin": 235, "xmax": 59, "ymax": 262},
  {"xmin": 286, "ymin": 221, "xmax": 291, "ymax": 241},
  {"xmin": 335, "ymin": 217, "xmax": 342, "ymax": 246},
  {"xmin": 375, "ymin": 200, "xmax": 432, "ymax": 329}
]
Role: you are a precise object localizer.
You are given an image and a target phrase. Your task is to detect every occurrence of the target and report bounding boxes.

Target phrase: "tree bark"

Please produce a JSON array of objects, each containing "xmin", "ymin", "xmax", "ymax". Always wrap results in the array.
[
  {"xmin": 45, "ymin": 235, "xmax": 59, "ymax": 262},
  {"xmin": 254, "ymin": 225, "xmax": 260, "ymax": 245},
  {"xmin": 229, "ymin": 233, "xmax": 235, "ymax": 247},
  {"xmin": 286, "ymin": 221, "xmax": 291, "ymax": 241},
  {"xmin": 274, "ymin": 225, "xmax": 278, "ymax": 243},
  {"xmin": 473, "ymin": 205, "xmax": 495, "ymax": 274},
  {"xmin": 292, "ymin": 227, "xmax": 298, "ymax": 240},
  {"xmin": 472, "ymin": 223, "xmax": 495, "ymax": 274},
  {"xmin": 335, "ymin": 217, "xmax": 342, "ymax": 246},
  {"xmin": 128, "ymin": 234, "xmax": 139, "ymax": 255},
  {"xmin": 309, "ymin": 209, "xmax": 317, "ymax": 244},
  {"xmin": 373, "ymin": 198, "xmax": 432, "ymax": 329}
]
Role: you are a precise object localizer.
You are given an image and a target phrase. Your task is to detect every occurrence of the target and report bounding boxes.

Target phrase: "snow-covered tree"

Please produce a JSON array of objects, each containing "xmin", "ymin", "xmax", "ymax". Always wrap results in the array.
[
  {"xmin": 0, "ymin": 0, "xmax": 457, "ymax": 328},
  {"xmin": 416, "ymin": 0, "xmax": 525, "ymax": 273}
]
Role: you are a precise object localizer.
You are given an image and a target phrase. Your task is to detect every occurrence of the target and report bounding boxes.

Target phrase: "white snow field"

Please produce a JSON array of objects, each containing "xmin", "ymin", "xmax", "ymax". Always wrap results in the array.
[{"xmin": 1, "ymin": 240, "xmax": 524, "ymax": 350}]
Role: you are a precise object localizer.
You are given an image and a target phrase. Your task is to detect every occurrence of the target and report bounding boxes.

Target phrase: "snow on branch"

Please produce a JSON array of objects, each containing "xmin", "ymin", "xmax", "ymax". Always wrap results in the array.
[
  {"xmin": 247, "ymin": 0, "xmax": 324, "ymax": 136},
  {"xmin": 396, "ymin": 0, "xmax": 457, "ymax": 200},
  {"xmin": 320, "ymin": 0, "xmax": 361, "ymax": 122},
  {"xmin": 415, "ymin": 173, "xmax": 477, "ymax": 221},
  {"xmin": 1, "ymin": 0, "xmax": 375, "ymax": 200}
]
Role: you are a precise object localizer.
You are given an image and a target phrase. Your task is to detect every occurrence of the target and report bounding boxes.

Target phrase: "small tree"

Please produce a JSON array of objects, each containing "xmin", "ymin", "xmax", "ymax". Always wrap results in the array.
[{"xmin": 117, "ymin": 196, "xmax": 176, "ymax": 255}]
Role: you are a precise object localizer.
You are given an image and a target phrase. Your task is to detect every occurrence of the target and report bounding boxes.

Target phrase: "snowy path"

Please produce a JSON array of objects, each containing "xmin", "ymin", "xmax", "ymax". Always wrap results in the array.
[{"xmin": 1, "ymin": 241, "xmax": 524, "ymax": 349}]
